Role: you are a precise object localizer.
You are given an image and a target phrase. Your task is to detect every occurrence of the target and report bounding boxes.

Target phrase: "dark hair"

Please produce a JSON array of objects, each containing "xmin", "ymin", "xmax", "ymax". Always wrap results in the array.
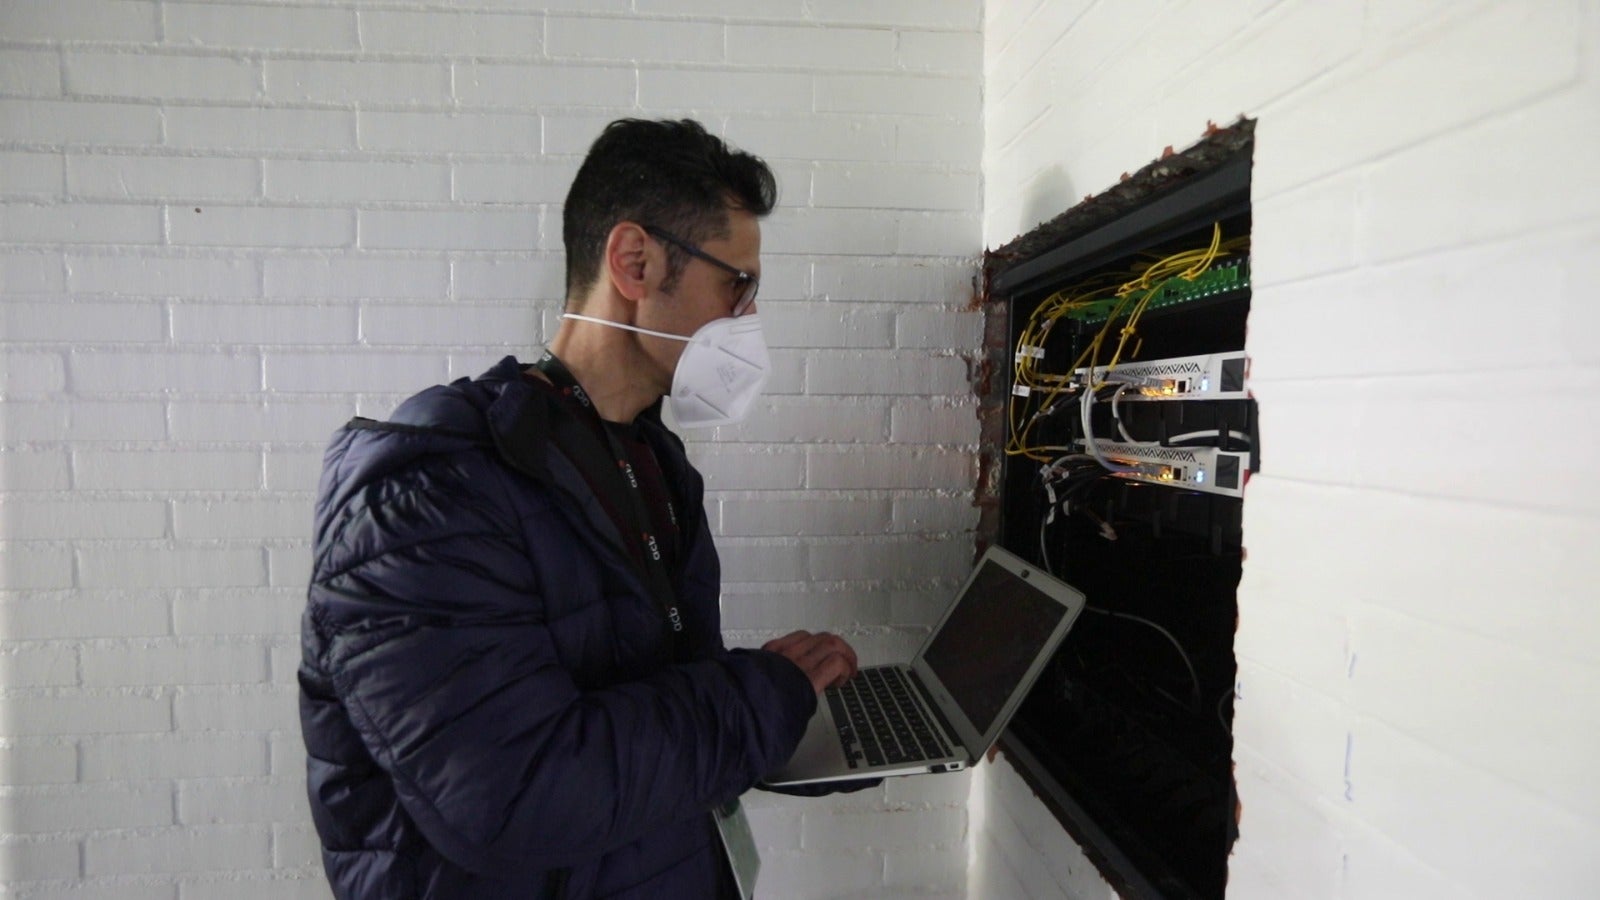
[{"xmin": 561, "ymin": 118, "xmax": 777, "ymax": 307}]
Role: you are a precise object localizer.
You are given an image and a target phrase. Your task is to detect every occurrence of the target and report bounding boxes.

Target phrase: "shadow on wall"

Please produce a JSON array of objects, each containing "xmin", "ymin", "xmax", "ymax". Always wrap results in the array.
[
  {"xmin": 1020, "ymin": 165, "xmax": 1077, "ymax": 236},
  {"xmin": 968, "ymin": 754, "xmax": 1121, "ymax": 899}
]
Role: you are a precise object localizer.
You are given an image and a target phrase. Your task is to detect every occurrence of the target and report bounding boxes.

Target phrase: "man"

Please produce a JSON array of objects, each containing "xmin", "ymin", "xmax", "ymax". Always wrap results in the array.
[{"xmin": 299, "ymin": 119, "xmax": 861, "ymax": 899}]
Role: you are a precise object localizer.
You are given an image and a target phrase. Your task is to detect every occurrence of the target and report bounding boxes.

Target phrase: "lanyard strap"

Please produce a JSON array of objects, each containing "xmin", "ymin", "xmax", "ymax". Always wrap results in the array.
[{"xmin": 532, "ymin": 351, "xmax": 689, "ymax": 658}]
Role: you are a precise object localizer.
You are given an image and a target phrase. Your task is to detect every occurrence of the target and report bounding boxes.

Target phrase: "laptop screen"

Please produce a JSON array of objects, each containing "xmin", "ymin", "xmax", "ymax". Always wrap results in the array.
[{"xmin": 919, "ymin": 559, "xmax": 1073, "ymax": 737}]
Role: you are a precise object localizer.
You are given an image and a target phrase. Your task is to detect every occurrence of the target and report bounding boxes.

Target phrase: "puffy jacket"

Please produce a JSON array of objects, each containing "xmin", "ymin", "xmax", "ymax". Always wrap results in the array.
[{"xmin": 299, "ymin": 356, "xmax": 817, "ymax": 899}]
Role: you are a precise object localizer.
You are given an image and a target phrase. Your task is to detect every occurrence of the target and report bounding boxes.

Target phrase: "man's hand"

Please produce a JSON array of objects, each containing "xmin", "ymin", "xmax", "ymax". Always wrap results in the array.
[{"xmin": 761, "ymin": 630, "xmax": 859, "ymax": 693}]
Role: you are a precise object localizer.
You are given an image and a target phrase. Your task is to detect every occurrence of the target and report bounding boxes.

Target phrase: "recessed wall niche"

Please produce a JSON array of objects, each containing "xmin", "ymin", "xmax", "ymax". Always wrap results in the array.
[{"xmin": 979, "ymin": 119, "xmax": 1255, "ymax": 900}]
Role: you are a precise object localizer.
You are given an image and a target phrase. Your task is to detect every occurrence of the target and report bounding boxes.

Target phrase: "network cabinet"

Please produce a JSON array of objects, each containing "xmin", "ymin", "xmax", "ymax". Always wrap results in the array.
[{"xmin": 981, "ymin": 120, "xmax": 1256, "ymax": 900}]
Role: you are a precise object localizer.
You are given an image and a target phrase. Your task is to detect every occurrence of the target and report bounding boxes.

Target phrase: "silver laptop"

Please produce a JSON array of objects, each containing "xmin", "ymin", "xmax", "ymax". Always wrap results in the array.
[{"xmin": 763, "ymin": 545, "xmax": 1086, "ymax": 787}]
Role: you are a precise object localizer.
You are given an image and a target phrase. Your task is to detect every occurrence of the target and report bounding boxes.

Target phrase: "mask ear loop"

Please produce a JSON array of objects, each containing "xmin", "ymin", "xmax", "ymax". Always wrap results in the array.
[
  {"xmin": 560, "ymin": 312, "xmax": 690, "ymax": 343},
  {"xmin": 561, "ymin": 312, "xmax": 763, "ymax": 343}
]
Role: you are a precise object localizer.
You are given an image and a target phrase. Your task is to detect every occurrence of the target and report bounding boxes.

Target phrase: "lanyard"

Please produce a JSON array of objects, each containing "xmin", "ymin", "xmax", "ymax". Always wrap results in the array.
[{"xmin": 532, "ymin": 351, "xmax": 689, "ymax": 656}]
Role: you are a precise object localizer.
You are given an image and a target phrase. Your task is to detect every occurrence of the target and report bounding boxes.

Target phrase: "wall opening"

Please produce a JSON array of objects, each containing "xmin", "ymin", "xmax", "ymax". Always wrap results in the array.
[{"xmin": 979, "ymin": 120, "xmax": 1255, "ymax": 900}]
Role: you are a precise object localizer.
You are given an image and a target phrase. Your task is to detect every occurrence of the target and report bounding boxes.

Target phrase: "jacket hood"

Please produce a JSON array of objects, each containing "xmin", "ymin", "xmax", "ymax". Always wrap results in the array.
[
  {"xmin": 312, "ymin": 355, "xmax": 688, "ymax": 574},
  {"xmin": 313, "ymin": 357, "xmax": 546, "ymax": 546}
]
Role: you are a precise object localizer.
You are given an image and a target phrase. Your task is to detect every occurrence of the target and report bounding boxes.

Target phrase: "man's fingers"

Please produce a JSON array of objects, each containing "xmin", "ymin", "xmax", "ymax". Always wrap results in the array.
[
  {"xmin": 797, "ymin": 633, "xmax": 858, "ymax": 679},
  {"xmin": 809, "ymin": 653, "xmax": 854, "ymax": 692},
  {"xmin": 761, "ymin": 630, "xmax": 812, "ymax": 655},
  {"xmin": 791, "ymin": 650, "xmax": 851, "ymax": 693},
  {"xmin": 764, "ymin": 631, "xmax": 861, "ymax": 693}
]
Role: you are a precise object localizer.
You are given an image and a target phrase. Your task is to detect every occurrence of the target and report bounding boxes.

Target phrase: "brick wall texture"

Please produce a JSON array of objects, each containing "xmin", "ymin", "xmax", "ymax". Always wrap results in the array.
[
  {"xmin": 983, "ymin": 1, "xmax": 1600, "ymax": 898},
  {"xmin": 1, "ymin": 3, "xmax": 982, "ymax": 898}
]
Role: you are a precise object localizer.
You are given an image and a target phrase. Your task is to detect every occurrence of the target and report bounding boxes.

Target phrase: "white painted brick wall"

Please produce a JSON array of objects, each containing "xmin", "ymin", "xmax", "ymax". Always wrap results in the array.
[
  {"xmin": 1, "ymin": 153, "xmax": 62, "ymax": 196},
  {"xmin": 166, "ymin": 107, "xmax": 356, "ymax": 151},
  {"xmin": 1, "ymin": 4, "xmax": 982, "ymax": 899},
  {"xmin": 65, "ymin": 53, "xmax": 262, "ymax": 103},
  {"xmin": 983, "ymin": 1, "xmax": 1600, "ymax": 897}
]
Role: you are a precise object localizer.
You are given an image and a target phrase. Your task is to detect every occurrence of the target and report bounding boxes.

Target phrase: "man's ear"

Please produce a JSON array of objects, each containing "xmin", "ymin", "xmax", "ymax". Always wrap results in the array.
[{"xmin": 604, "ymin": 222, "xmax": 653, "ymax": 304}]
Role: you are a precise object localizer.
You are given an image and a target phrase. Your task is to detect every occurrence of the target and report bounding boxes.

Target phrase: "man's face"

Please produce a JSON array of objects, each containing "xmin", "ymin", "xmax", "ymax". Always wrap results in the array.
[{"xmin": 637, "ymin": 208, "xmax": 762, "ymax": 383}]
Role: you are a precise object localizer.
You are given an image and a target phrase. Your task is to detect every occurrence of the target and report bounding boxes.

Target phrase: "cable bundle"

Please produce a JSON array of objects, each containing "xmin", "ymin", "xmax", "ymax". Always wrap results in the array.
[{"xmin": 1006, "ymin": 224, "xmax": 1246, "ymax": 462}]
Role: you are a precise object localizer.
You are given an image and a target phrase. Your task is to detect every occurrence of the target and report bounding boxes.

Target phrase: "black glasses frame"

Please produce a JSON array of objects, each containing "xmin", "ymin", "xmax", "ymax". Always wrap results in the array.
[{"xmin": 644, "ymin": 225, "xmax": 759, "ymax": 317}]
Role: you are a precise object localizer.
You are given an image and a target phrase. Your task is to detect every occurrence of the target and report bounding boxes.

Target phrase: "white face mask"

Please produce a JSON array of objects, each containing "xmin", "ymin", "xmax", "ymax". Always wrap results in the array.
[{"xmin": 560, "ymin": 313, "xmax": 771, "ymax": 429}]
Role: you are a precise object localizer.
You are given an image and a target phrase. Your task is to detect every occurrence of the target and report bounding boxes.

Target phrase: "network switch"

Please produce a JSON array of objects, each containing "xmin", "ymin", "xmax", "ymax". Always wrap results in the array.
[
  {"xmin": 1080, "ymin": 439, "xmax": 1249, "ymax": 498},
  {"xmin": 1077, "ymin": 351, "xmax": 1247, "ymax": 402}
]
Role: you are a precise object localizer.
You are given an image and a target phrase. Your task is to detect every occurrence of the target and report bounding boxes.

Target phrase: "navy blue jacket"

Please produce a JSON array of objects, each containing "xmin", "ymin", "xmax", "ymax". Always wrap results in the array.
[{"xmin": 299, "ymin": 357, "xmax": 817, "ymax": 898}]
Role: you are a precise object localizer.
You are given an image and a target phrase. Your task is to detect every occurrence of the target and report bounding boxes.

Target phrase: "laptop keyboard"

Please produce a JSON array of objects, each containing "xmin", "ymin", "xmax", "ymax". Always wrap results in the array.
[{"xmin": 826, "ymin": 666, "xmax": 952, "ymax": 769}]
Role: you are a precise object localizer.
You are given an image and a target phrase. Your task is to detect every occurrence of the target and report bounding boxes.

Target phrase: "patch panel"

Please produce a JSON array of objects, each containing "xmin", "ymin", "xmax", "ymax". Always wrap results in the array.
[{"xmin": 1068, "ymin": 260, "xmax": 1250, "ymax": 324}]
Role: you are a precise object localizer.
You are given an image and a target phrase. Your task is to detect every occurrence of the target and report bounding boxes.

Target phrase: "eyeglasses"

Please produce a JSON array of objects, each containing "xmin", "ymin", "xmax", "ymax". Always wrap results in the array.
[{"xmin": 644, "ymin": 225, "xmax": 760, "ymax": 317}]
